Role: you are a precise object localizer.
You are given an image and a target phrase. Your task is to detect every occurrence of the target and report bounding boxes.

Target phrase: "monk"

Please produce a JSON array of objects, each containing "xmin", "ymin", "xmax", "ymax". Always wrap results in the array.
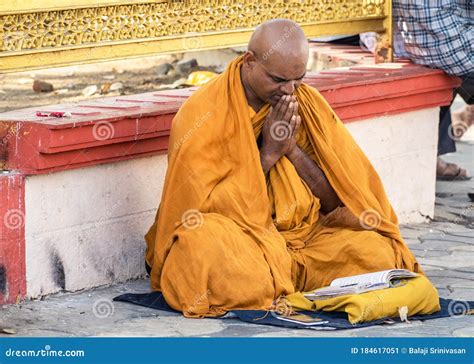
[{"xmin": 145, "ymin": 19, "xmax": 424, "ymax": 317}]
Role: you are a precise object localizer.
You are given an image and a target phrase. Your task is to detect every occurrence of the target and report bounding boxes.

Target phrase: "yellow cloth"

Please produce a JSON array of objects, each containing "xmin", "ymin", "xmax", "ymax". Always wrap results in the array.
[
  {"xmin": 185, "ymin": 71, "xmax": 218, "ymax": 86},
  {"xmin": 145, "ymin": 56, "xmax": 424, "ymax": 318},
  {"xmin": 285, "ymin": 276, "xmax": 440, "ymax": 324}
]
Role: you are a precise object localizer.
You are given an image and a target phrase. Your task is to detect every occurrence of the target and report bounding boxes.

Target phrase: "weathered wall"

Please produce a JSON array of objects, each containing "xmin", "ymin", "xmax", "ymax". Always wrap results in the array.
[
  {"xmin": 25, "ymin": 155, "xmax": 167, "ymax": 298},
  {"xmin": 346, "ymin": 107, "xmax": 439, "ymax": 223}
]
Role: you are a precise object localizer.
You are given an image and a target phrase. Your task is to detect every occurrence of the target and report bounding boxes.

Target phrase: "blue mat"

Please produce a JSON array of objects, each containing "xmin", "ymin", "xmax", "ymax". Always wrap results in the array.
[{"xmin": 113, "ymin": 292, "xmax": 473, "ymax": 330}]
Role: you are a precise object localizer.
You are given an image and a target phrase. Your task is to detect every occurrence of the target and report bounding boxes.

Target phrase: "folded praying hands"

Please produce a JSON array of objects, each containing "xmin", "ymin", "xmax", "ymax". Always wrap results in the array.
[{"xmin": 259, "ymin": 95, "xmax": 301, "ymax": 174}]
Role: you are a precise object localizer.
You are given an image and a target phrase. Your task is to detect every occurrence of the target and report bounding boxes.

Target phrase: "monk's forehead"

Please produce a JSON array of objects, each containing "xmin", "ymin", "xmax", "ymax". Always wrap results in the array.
[{"xmin": 258, "ymin": 38, "xmax": 308, "ymax": 78}]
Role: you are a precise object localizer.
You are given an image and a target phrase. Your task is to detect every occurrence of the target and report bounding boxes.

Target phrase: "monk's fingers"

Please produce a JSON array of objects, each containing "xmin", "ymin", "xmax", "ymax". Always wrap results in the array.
[
  {"xmin": 290, "ymin": 114, "xmax": 302, "ymax": 139},
  {"xmin": 283, "ymin": 98, "xmax": 294, "ymax": 123},
  {"xmin": 293, "ymin": 100, "xmax": 299, "ymax": 118},
  {"xmin": 276, "ymin": 95, "xmax": 290, "ymax": 120},
  {"xmin": 288, "ymin": 115, "xmax": 297, "ymax": 137},
  {"xmin": 290, "ymin": 95, "xmax": 296, "ymax": 105},
  {"xmin": 272, "ymin": 96, "xmax": 284, "ymax": 118},
  {"xmin": 294, "ymin": 115, "xmax": 302, "ymax": 136},
  {"xmin": 267, "ymin": 106, "xmax": 275, "ymax": 122},
  {"xmin": 271, "ymin": 96, "xmax": 285, "ymax": 116}
]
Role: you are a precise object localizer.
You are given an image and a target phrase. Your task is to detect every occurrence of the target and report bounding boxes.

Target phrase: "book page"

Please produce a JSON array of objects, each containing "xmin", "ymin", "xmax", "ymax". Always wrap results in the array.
[
  {"xmin": 304, "ymin": 269, "xmax": 419, "ymax": 300},
  {"xmin": 330, "ymin": 270, "xmax": 392, "ymax": 287}
]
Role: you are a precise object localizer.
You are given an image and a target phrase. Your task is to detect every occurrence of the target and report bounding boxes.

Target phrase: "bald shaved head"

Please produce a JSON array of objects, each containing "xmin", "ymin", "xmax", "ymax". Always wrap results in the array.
[
  {"xmin": 240, "ymin": 19, "xmax": 309, "ymax": 110},
  {"xmin": 249, "ymin": 19, "xmax": 309, "ymax": 64}
]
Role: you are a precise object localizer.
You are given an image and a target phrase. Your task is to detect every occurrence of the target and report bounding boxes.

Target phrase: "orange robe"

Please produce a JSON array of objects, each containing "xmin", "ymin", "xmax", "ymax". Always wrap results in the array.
[{"xmin": 145, "ymin": 56, "xmax": 422, "ymax": 317}]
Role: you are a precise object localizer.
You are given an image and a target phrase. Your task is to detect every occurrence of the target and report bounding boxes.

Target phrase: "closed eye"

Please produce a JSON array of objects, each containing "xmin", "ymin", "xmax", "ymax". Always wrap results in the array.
[
  {"xmin": 270, "ymin": 73, "xmax": 306, "ymax": 83},
  {"xmin": 271, "ymin": 76, "xmax": 286, "ymax": 83}
]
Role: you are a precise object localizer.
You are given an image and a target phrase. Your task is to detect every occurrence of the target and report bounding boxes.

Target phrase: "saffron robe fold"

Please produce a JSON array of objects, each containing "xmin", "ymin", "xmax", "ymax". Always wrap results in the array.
[{"xmin": 145, "ymin": 56, "xmax": 423, "ymax": 317}]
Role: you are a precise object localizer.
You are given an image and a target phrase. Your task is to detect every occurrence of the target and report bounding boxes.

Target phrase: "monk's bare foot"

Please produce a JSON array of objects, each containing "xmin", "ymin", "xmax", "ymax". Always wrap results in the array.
[{"xmin": 436, "ymin": 157, "xmax": 471, "ymax": 181}]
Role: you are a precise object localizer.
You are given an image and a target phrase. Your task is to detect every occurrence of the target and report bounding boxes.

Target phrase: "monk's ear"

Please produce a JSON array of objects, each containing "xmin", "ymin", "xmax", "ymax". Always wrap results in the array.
[{"xmin": 242, "ymin": 51, "xmax": 257, "ymax": 70}]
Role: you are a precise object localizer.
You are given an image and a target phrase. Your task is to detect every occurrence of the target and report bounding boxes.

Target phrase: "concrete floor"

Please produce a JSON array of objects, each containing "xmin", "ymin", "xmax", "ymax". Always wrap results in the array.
[{"xmin": 0, "ymin": 143, "xmax": 472, "ymax": 338}]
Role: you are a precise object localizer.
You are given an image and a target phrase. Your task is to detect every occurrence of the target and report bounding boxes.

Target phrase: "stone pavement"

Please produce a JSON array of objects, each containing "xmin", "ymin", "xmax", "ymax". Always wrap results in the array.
[{"xmin": 0, "ymin": 143, "xmax": 472, "ymax": 338}]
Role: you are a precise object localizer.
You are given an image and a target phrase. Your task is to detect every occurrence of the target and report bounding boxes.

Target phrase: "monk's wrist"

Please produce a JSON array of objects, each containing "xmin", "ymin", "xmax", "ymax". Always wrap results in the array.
[
  {"xmin": 287, "ymin": 145, "xmax": 301, "ymax": 162},
  {"xmin": 259, "ymin": 148, "xmax": 279, "ymax": 173}
]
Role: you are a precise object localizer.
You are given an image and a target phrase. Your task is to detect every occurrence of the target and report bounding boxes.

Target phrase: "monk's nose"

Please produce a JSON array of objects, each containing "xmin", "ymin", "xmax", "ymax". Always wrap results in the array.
[{"xmin": 281, "ymin": 80, "xmax": 296, "ymax": 95}]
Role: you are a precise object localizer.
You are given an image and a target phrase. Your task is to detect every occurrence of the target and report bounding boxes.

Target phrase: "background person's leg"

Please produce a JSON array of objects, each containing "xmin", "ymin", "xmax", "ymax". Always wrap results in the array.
[
  {"xmin": 436, "ymin": 74, "xmax": 472, "ymax": 180},
  {"xmin": 438, "ymin": 104, "xmax": 456, "ymax": 156},
  {"xmin": 452, "ymin": 73, "xmax": 474, "ymax": 136},
  {"xmin": 457, "ymin": 73, "xmax": 473, "ymax": 105},
  {"xmin": 438, "ymin": 73, "xmax": 473, "ymax": 155}
]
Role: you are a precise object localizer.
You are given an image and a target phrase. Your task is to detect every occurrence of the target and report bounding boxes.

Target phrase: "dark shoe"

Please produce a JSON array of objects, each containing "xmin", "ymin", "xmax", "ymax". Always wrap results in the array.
[{"xmin": 436, "ymin": 158, "xmax": 471, "ymax": 181}]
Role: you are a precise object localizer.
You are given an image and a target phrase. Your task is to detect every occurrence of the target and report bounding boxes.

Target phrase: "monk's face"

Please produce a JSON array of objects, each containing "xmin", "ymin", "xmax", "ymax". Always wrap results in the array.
[{"xmin": 242, "ymin": 51, "xmax": 307, "ymax": 106}]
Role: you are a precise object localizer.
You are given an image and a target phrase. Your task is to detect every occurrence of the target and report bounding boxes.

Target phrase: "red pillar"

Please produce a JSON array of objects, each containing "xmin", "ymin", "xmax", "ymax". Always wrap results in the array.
[{"xmin": 0, "ymin": 172, "xmax": 26, "ymax": 304}]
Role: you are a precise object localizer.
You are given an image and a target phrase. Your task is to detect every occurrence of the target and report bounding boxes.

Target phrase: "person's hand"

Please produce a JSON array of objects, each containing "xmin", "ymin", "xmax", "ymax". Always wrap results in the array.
[
  {"xmin": 285, "ymin": 99, "xmax": 301, "ymax": 157},
  {"xmin": 260, "ymin": 95, "xmax": 301, "ymax": 166}
]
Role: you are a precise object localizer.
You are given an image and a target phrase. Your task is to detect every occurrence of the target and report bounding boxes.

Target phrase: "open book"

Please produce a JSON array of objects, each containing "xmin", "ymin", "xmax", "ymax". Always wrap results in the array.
[{"xmin": 304, "ymin": 269, "xmax": 418, "ymax": 300}]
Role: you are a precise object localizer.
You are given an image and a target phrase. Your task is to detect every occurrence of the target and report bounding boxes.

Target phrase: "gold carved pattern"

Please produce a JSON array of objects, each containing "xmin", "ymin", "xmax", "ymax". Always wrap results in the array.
[{"xmin": 1, "ymin": 0, "xmax": 386, "ymax": 52}]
